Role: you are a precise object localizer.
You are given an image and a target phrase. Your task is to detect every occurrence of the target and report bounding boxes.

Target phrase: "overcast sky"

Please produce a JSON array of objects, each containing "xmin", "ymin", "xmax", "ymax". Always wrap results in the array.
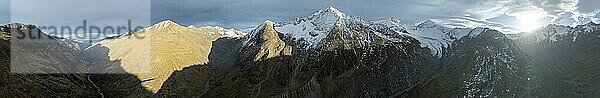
[
  {"xmin": 3, "ymin": 0, "xmax": 600, "ymax": 35},
  {"xmin": 0, "ymin": 0, "xmax": 8, "ymax": 24}
]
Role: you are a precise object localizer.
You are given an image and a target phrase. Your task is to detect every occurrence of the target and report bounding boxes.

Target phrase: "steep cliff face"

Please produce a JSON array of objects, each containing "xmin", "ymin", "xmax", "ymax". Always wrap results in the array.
[
  {"xmin": 201, "ymin": 20, "xmax": 306, "ymax": 97},
  {"xmin": 250, "ymin": 20, "xmax": 293, "ymax": 61}
]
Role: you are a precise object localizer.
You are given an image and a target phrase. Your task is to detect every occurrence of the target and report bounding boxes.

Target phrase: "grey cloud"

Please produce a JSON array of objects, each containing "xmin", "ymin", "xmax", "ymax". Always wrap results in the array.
[
  {"xmin": 151, "ymin": 0, "xmax": 331, "ymax": 28},
  {"xmin": 150, "ymin": 0, "xmax": 482, "ymax": 29},
  {"xmin": 3, "ymin": 0, "xmax": 599, "ymax": 34},
  {"xmin": 487, "ymin": 14, "xmax": 520, "ymax": 26},
  {"xmin": 468, "ymin": 0, "xmax": 600, "ymax": 27},
  {"xmin": 530, "ymin": 0, "xmax": 578, "ymax": 13},
  {"xmin": 529, "ymin": 0, "xmax": 600, "ymax": 25},
  {"xmin": 0, "ymin": 0, "xmax": 8, "ymax": 24},
  {"xmin": 578, "ymin": 0, "xmax": 600, "ymax": 13}
]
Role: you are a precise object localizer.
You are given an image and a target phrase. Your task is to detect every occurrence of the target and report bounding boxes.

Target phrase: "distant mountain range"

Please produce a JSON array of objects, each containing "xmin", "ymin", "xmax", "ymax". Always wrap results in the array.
[{"xmin": 1, "ymin": 7, "xmax": 600, "ymax": 97}]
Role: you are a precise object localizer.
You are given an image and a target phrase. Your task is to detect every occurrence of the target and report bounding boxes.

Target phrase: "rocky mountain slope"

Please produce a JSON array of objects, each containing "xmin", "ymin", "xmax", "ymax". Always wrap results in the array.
[
  {"xmin": 159, "ymin": 7, "xmax": 436, "ymax": 97},
  {"xmin": 400, "ymin": 29, "xmax": 533, "ymax": 97},
  {"xmin": 84, "ymin": 20, "xmax": 244, "ymax": 96}
]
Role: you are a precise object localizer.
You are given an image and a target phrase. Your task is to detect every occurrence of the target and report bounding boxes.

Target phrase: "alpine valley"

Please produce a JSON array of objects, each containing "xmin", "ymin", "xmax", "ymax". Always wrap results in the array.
[{"xmin": 2, "ymin": 7, "xmax": 600, "ymax": 97}]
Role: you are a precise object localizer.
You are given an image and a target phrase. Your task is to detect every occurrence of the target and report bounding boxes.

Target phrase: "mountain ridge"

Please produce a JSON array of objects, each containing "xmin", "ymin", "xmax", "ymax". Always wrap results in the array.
[{"xmin": 85, "ymin": 19, "xmax": 246, "ymax": 93}]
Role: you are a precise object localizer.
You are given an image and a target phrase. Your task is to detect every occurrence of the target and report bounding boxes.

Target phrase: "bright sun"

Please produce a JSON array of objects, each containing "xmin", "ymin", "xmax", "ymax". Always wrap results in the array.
[
  {"xmin": 510, "ymin": 10, "xmax": 547, "ymax": 32},
  {"xmin": 516, "ymin": 16, "xmax": 542, "ymax": 32}
]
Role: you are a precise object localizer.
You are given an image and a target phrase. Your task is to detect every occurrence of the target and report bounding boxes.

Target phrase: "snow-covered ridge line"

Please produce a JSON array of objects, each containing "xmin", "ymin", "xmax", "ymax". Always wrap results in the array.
[
  {"xmin": 327, "ymin": 6, "xmax": 346, "ymax": 18},
  {"xmin": 84, "ymin": 20, "xmax": 246, "ymax": 50},
  {"xmin": 529, "ymin": 22, "xmax": 600, "ymax": 42},
  {"xmin": 143, "ymin": 20, "xmax": 246, "ymax": 38}
]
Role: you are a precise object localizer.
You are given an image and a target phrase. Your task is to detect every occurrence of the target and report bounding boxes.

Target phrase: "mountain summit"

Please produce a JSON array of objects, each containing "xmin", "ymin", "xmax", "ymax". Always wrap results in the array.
[{"xmin": 325, "ymin": 6, "xmax": 346, "ymax": 18}]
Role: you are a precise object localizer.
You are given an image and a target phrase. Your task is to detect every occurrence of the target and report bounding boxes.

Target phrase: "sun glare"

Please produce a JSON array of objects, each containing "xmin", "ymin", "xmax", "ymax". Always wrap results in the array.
[
  {"xmin": 517, "ymin": 16, "xmax": 542, "ymax": 32},
  {"xmin": 510, "ymin": 10, "xmax": 547, "ymax": 32}
]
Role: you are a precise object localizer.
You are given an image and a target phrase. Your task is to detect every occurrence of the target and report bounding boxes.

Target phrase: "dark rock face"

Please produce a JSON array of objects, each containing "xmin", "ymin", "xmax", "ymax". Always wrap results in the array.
[{"xmin": 400, "ymin": 29, "xmax": 533, "ymax": 97}]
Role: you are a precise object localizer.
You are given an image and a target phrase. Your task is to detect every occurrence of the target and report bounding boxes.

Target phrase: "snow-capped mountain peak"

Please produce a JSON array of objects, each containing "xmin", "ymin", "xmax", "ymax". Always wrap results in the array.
[
  {"xmin": 327, "ymin": 6, "xmax": 346, "ymax": 18},
  {"xmin": 417, "ymin": 20, "xmax": 444, "ymax": 28},
  {"xmin": 243, "ymin": 20, "xmax": 272, "ymax": 46},
  {"xmin": 152, "ymin": 20, "xmax": 179, "ymax": 29},
  {"xmin": 264, "ymin": 20, "xmax": 275, "ymax": 24},
  {"xmin": 375, "ymin": 18, "xmax": 415, "ymax": 32},
  {"xmin": 187, "ymin": 25, "xmax": 196, "ymax": 28},
  {"xmin": 308, "ymin": 6, "xmax": 349, "ymax": 20},
  {"xmin": 272, "ymin": 7, "xmax": 352, "ymax": 49}
]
